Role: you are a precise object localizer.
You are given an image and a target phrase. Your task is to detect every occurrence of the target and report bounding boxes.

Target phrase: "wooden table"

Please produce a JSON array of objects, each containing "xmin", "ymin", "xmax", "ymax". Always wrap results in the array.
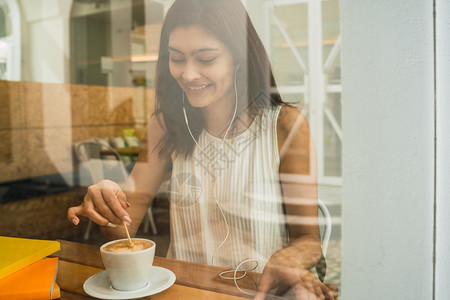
[{"xmin": 52, "ymin": 240, "xmax": 338, "ymax": 299}]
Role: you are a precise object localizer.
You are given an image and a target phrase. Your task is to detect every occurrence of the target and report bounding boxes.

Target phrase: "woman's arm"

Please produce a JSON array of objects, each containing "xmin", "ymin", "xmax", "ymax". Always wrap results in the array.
[
  {"xmin": 103, "ymin": 114, "xmax": 171, "ymax": 238},
  {"xmin": 67, "ymin": 114, "xmax": 171, "ymax": 239},
  {"xmin": 277, "ymin": 104, "xmax": 322, "ymax": 268},
  {"xmin": 255, "ymin": 105, "xmax": 332, "ymax": 300}
]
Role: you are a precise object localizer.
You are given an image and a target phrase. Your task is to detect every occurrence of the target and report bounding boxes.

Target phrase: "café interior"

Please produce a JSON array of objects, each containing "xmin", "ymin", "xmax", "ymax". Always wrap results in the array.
[{"xmin": 0, "ymin": 0, "xmax": 344, "ymax": 296}]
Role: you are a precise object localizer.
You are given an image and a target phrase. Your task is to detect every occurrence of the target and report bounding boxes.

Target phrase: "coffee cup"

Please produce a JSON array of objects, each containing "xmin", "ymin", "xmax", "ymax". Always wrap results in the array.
[{"xmin": 100, "ymin": 238, "xmax": 155, "ymax": 291}]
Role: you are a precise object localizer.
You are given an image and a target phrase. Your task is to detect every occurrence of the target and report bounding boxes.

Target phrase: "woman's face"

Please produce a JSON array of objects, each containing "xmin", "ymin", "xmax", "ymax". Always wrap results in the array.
[{"xmin": 168, "ymin": 25, "xmax": 235, "ymax": 110}]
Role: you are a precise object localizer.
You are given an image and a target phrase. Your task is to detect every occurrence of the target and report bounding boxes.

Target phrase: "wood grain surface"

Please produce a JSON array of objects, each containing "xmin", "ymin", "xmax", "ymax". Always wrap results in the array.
[
  {"xmin": 54, "ymin": 240, "xmax": 259, "ymax": 297},
  {"xmin": 56, "ymin": 260, "xmax": 247, "ymax": 299},
  {"xmin": 53, "ymin": 240, "xmax": 338, "ymax": 299}
]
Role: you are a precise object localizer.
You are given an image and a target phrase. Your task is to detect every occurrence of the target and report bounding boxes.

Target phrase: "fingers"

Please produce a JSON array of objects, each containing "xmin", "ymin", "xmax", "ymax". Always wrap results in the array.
[
  {"xmin": 292, "ymin": 283, "xmax": 319, "ymax": 300},
  {"xmin": 115, "ymin": 189, "xmax": 129, "ymax": 209},
  {"xmin": 253, "ymin": 291, "xmax": 267, "ymax": 300},
  {"xmin": 67, "ymin": 197, "xmax": 112, "ymax": 227},
  {"xmin": 82, "ymin": 194, "xmax": 112, "ymax": 226},
  {"xmin": 112, "ymin": 190, "xmax": 132, "ymax": 216},
  {"xmin": 86, "ymin": 185, "xmax": 122, "ymax": 225},
  {"xmin": 254, "ymin": 277, "xmax": 269, "ymax": 299},
  {"xmin": 274, "ymin": 281, "xmax": 290, "ymax": 296},
  {"xmin": 321, "ymin": 283, "xmax": 335, "ymax": 300},
  {"xmin": 290, "ymin": 273, "xmax": 332, "ymax": 300},
  {"xmin": 67, "ymin": 180, "xmax": 132, "ymax": 227},
  {"xmin": 88, "ymin": 181, "xmax": 132, "ymax": 225},
  {"xmin": 67, "ymin": 205, "xmax": 84, "ymax": 225},
  {"xmin": 255, "ymin": 264, "xmax": 332, "ymax": 300},
  {"xmin": 99, "ymin": 181, "xmax": 131, "ymax": 223},
  {"xmin": 311, "ymin": 278, "xmax": 334, "ymax": 300},
  {"xmin": 254, "ymin": 268, "xmax": 277, "ymax": 300},
  {"xmin": 312, "ymin": 282, "xmax": 325, "ymax": 300}
]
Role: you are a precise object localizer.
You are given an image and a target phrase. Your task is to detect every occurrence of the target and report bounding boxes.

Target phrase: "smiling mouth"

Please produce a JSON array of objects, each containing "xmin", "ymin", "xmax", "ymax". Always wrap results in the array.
[{"xmin": 185, "ymin": 84, "xmax": 211, "ymax": 91}]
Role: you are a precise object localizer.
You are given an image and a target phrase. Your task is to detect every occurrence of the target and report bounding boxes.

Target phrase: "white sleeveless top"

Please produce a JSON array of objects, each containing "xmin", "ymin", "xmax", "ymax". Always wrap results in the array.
[{"xmin": 167, "ymin": 106, "xmax": 289, "ymax": 272}]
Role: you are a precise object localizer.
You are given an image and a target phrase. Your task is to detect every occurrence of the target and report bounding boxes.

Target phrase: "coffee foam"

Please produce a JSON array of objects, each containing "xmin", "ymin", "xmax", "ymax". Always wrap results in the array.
[{"xmin": 103, "ymin": 240, "xmax": 153, "ymax": 253}]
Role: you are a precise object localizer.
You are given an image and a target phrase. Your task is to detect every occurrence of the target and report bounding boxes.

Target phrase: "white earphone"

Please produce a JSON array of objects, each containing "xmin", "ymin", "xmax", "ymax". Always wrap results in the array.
[
  {"xmin": 182, "ymin": 63, "xmax": 240, "ymax": 153},
  {"xmin": 181, "ymin": 64, "xmax": 286, "ymax": 298}
]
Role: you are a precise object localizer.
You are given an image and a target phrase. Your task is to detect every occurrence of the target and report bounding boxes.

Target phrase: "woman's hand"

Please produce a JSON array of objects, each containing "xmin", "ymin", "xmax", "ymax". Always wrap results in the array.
[
  {"xmin": 67, "ymin": 180, "xmax": 132, "ymax": 227},
  {"xmin": 254, "ymin": 246, "xmax": 334, "ymax": 300}
]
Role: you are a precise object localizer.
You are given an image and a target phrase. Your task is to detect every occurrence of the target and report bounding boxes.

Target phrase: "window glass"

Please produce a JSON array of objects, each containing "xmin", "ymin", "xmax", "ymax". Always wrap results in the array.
[
  {"xmin": 0, "ymin": 0, "xmax": 12, "ymax": 79},
  {"xmin": 0, "ymin": 1, "xmax": 342, "ymax": 298},
  {"xmin": 271, "ymin": 3, "xmax": 308, "ymax": 87},
  {"xmin": 0, "ymin": 0, "xmax": 12, "ymax": 38},
  {"xmin": 280, "ymin": 92, "xmax": 306, "ymax": 107},
  {"xmin": 324, "ymin": 92, "xmax": 342, "ymax": 177},
  {"xmin": 322, "ymin": 0, "xmax": 341, "ymax": 85}
]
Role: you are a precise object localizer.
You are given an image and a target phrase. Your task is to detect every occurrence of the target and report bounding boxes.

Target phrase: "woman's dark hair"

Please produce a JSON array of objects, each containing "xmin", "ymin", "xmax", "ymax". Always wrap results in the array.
[{"xmin": 154, "ymin": 0, "xmax": 284, "ymax": 159}]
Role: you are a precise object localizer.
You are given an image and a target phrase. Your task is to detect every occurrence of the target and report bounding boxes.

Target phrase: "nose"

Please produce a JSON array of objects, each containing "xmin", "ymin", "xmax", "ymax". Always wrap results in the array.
[{"xmin": 181, "ymin": 61, "xmax": 200, "ymax": 82}]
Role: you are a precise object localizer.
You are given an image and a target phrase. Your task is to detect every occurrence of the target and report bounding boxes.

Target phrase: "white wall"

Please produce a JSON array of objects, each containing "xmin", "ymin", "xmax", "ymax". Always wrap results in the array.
[
  {"xmin": 436, "ymin": 0, "xmax": 450, "ymax": 298},
  {"xmin": 19, "ymin": 0, "xmax": 72, "ymax": 83},
  {"xmin": 341, "ymin": 1, "xmax": 435, "ymax": 299},
  {"xmin": 19, "ymin": 0, "xmax": 75, "ymax": 185},
  {"xmin": 1, "ymin": 0, "xmax": 21, "ymax": 80}
]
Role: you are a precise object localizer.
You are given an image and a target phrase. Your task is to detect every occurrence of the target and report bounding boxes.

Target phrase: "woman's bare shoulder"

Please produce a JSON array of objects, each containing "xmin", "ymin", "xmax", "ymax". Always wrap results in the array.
[{"xmin": 277, "ymin": 105, "xmax": 308, "ymax": 141}]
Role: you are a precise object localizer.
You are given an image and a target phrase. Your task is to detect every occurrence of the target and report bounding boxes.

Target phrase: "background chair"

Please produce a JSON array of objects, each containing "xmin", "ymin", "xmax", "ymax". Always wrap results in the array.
[
  {"xmin": 73, "ymin": 140, "xmax": 157, "ymax": 239},
  {"xmin": 318, "ymin": 198, "xmax": 332, "ymax": 257},
  {"xmin": 315, "ymin": 198, "xmax": 332, "ymax": 283},
  {"xmin": 74, "ymin": 140, "xmax": 128, "ymax": 187}
]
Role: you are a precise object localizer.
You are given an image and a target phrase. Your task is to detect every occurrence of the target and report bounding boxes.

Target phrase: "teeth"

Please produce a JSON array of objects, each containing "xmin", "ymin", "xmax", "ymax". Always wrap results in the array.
[{"xmin": 188, "ymin": 85, "xmax": 208, "ymax": 91}]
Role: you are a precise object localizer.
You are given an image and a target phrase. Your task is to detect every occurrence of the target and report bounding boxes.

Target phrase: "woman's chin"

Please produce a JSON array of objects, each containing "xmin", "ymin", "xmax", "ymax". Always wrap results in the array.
[{"xmin": 185, "ymin": 96, "xmax": 212, "ymax": 108}]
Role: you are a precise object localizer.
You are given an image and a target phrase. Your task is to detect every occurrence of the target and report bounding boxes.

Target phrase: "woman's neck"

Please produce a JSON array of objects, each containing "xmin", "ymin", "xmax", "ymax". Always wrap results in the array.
[
  {"xmin": 202, "ymin": 97, "xmax": 235, "ymax": 138},
  {"xmin": 201, "ymin": 93, "xmax": 252, "ymax": 139}
]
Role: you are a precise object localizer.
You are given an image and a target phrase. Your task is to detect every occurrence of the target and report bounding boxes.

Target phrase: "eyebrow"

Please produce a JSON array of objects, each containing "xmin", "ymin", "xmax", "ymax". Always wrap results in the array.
[{"xmin": 168, "ymin": 46, "xmax": 221, "ymax": 55}]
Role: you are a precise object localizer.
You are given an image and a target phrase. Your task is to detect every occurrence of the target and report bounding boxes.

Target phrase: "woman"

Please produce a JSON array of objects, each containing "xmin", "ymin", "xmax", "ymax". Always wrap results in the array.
[{"xmin": 68, "ymin": 0, "xmax": 332, "ymax": 299}]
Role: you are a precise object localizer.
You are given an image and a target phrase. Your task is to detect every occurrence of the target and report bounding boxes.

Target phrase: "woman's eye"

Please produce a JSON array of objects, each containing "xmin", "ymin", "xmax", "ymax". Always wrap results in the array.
[
  {"xmin": 170, "ymin": 57, "xmax": 185, "ymax": 63},
  {"xmin": 199, "ymin": 58, "xmax": 217, "ymax": 64}
]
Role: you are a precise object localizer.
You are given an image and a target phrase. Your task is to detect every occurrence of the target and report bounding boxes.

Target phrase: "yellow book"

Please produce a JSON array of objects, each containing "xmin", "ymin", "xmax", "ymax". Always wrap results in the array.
[{"xmin": 0, "ymin": 237, "xmax": 60, "ymax": 280}]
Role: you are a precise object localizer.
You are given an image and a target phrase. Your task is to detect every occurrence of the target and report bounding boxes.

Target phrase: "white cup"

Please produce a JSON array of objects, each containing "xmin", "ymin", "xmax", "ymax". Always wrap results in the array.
[{"xmin": 100, "ymin": 238, "xmax": 155, "ymax": 291}]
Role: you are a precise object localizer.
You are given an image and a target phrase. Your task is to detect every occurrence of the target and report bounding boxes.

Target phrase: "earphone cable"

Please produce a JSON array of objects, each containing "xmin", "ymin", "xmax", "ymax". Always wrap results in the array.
[{"xmin": 181, "ymin": 64, "xmax": 288, "ymax": 298}]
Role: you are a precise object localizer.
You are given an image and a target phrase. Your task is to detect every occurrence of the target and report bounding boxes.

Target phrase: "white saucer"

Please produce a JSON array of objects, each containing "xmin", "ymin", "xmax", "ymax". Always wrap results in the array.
[{"xmin": 83, "ymin": 266, "xmax": 176, "ymax": 299}]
